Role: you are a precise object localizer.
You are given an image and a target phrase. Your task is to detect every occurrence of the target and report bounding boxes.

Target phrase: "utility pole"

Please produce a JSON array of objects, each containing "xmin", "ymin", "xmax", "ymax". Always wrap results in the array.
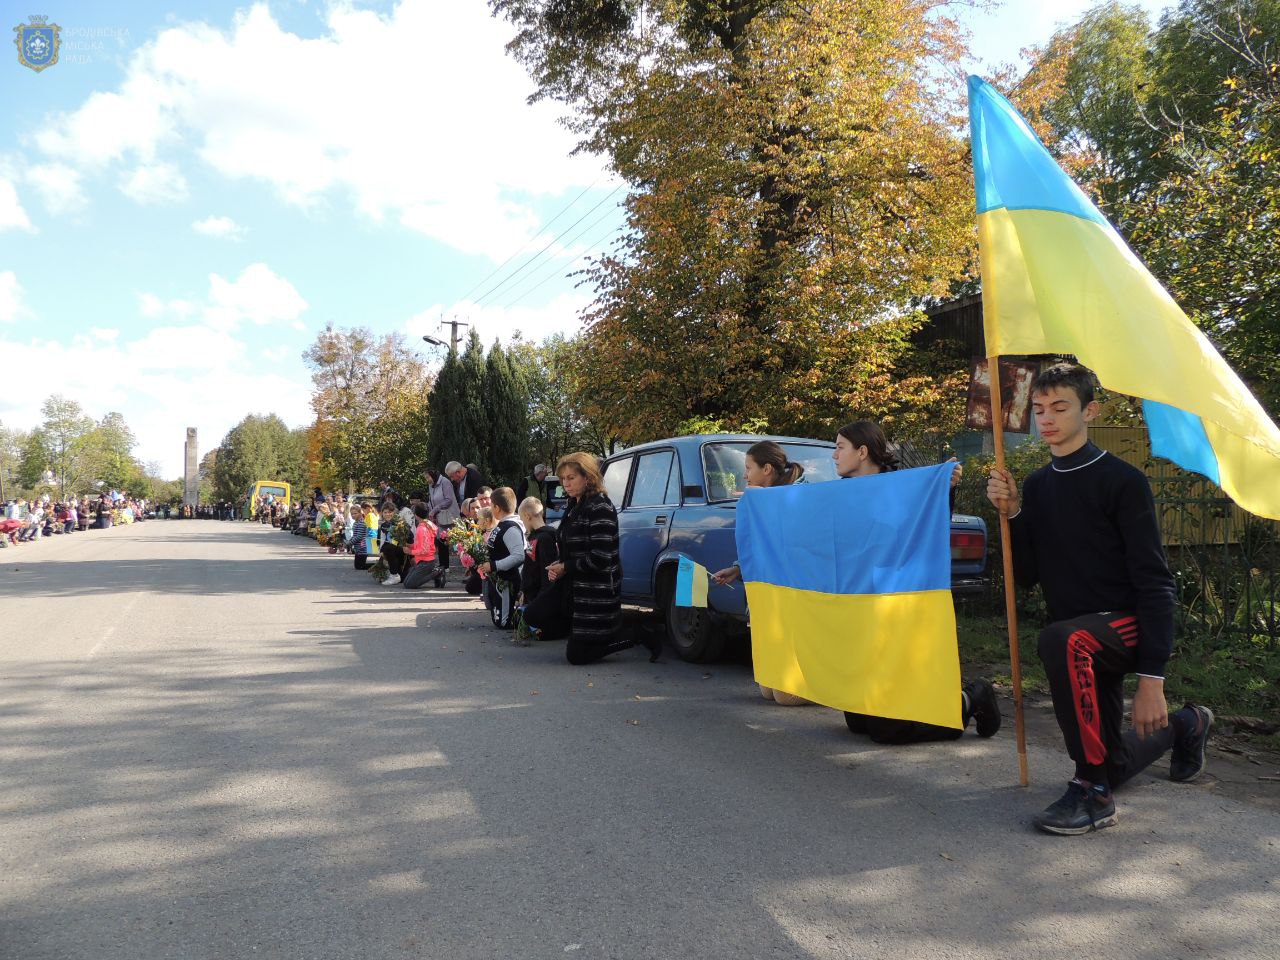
[{"xmin": 441, "ymin": 314, "xmax": 469, "ymax": 353}]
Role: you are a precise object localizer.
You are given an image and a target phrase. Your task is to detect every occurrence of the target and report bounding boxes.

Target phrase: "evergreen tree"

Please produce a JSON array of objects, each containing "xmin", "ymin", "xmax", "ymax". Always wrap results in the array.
[
  {"xmin": 483, "ymin": 341, "xmax": 530, "ymax": 488},
  {"xmin": 426, "ymin": 348, "xmax": 474, "ymax": 473},
  {"xmin": 458, "ymin": 329, "xmax": 489, "ymax": 476}
]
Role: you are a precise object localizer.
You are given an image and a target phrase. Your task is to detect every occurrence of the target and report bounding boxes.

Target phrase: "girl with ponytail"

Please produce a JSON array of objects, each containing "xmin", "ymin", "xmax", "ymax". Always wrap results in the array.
[
  {"xmin": 712, "ymin": 440, "xmax": 810, "ymax": 706},
  {"xmin": 832, "ymin": 419, "xmax": 1002, "ymax": 745}
]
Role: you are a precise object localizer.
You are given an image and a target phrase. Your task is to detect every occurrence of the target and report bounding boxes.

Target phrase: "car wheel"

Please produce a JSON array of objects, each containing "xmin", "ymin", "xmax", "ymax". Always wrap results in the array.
[{"xmin": 662, "ymin": 568, "xmax": 724, "ymax": 663}]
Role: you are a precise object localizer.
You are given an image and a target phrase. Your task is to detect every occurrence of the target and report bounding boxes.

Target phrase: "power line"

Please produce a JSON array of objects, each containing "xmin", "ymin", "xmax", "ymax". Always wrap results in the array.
[
  {"xmin": 502, "ymin": 222, "xmax": 624, "ymax": 311},
  {"xmin": 454, "ymin": 178, "xmax": 603, "ymax": 304},
  {"xmin": 471, "ymin": 185, "xmax": 625, "ymax": 308},
  {"xmin": 499, "ymin": 207, "xmax": 624, "ymax": 310}
]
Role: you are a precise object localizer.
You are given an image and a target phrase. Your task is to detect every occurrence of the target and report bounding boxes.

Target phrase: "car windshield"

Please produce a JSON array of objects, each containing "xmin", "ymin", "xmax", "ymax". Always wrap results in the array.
[
  {"xmin": 259, "ymin": 485, "xmax": 287, "ymax": 498},
  {"xmin": 701, "ymin": 441, "xmax": 840, "ymax": 501}
]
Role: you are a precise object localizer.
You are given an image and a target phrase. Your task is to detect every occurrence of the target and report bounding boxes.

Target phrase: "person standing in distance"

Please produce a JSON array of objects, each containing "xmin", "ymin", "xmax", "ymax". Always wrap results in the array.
[{"xmin": 987, "ymin": 363, "xmax": 1213, "ymax": 835}]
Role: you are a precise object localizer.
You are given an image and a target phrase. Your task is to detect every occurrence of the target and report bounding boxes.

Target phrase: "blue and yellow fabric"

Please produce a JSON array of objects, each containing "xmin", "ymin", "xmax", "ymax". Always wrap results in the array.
[
  {"xmin": 737, "ymin": 464, "xmax": 962, "ymax": 729},
  {"xmin": 675, "ymin": 556, "xmax": 710, "ymax": 608},
  {"xmin": 969, "ymin": 75, "xmax": 1280, "ymax": 521}
]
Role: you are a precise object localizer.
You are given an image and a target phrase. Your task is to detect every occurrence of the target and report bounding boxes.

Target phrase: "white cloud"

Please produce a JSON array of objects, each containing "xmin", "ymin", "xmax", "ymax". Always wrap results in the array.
[
  {"xmin": 0, "ymin": 271, "xmax": 30, "ymax": 323},
  {"xmin": 0, "ymin": 178, "xmax": 33, "ymax": 231},
  {"xmin": 192, "ymin": 214, "xmax": 245, "ymax": 239},
  {"xmin": 90, "ymin": 327, "xmax": 119, "ymax": 342},
  {"xmin": 204, "ymin": 262, "xmax": 307, "ymax": 331},
  {"xmin": 25, "ymin": 162, "xmax": 87, "ymax": 215},
  {"xmin": 30, "ymin": 1, "xmax": 609, "ymax": 259},
  {"xmin": 139, "ymin": 291, "xmax": 165, "ymax": 318},
  {"xmin": 139, "ymin": 263, "xmax": 307, "ymax": 333},
  {"xmin": 0, "ymin": 323, "xmax": 313, "ymax": 477},
  {"xmin": 120, "ymin": 161, "xmax": 188, "ymax": 204}
]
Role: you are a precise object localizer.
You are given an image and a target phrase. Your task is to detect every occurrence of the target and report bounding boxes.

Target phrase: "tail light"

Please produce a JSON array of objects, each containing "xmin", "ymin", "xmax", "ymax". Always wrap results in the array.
[{"xmin": 950, "ymin": 530, "xmax": 985, "ymax": 561}]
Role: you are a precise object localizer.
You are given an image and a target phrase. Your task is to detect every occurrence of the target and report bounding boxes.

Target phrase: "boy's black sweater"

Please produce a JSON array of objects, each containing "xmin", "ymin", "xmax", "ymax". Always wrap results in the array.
[{"xmin": 1009, "ymin": 440, "xmax": 1176, "ymax": 677}]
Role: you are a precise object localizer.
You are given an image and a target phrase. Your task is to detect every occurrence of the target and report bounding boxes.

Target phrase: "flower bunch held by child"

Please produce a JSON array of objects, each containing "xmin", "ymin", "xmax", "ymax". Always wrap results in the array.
[{"xmin": 446, "ymin": 518, "xmax": 489, "ymax": 575}]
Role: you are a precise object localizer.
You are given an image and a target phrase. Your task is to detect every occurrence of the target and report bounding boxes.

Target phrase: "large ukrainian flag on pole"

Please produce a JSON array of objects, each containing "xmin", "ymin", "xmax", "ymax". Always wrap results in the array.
[
  {"xmin": 969, "ymin": 76, "xmax": 1280, "ymax": 520},
  {"xmin": 738, "ymin": 464, "xmax": 962, "ymax": 729}
]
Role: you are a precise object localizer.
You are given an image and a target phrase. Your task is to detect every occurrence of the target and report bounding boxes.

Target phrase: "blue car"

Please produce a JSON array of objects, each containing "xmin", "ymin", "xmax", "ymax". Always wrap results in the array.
[{"xmin": 598, "ymin": 434, "xmax": 988, "ymax": 662}]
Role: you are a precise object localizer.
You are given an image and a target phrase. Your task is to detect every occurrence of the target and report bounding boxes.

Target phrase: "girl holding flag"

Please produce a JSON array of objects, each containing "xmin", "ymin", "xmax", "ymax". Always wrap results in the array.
[
  {"xmin": 712, "ymin": 440, "xmax": 810, "ymax": 705},
  {"xmin": 833, "ymin": 420, "xmax": 1002, "ymax": 745}
]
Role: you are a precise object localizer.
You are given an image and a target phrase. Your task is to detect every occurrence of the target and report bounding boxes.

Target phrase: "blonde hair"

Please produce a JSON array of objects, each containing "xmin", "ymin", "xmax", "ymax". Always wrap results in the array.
[
  {"xmin": 556, "ymin": 452, "xmax": 604, "ymax": 495},
  {"xmin": 475, "ymin": 507, "xmax": 494, "ymax": 530},
  {"xmin": 518, "ymin": 496, "xmax": 545, "ymax": 528}
]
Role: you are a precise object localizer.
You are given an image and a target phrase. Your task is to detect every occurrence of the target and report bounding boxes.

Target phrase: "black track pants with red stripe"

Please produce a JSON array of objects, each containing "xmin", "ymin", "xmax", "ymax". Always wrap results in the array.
[{"xmin": 1037, "ymin": 613, "xmax": 1177, "ymax": 788}]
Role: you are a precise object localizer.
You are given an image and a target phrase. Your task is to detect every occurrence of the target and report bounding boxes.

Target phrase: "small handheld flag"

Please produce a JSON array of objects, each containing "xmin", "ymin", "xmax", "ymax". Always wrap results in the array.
[{"xmin": 674, "ymin": 556, "xmax": 709, "ymax": 608}]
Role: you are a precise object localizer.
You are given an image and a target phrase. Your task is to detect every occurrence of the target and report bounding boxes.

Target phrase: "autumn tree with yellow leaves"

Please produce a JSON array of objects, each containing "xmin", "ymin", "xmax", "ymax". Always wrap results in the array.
[{"xmin": 493, "ymin": 0, "xmax": 979, "ymax": 442}]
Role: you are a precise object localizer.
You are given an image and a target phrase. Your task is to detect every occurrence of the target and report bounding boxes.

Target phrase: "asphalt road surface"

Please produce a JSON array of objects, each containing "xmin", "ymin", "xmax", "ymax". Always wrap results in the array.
[{"xmin": 2, "ymin": 521, "xmax": 1277, "ymax": 960}]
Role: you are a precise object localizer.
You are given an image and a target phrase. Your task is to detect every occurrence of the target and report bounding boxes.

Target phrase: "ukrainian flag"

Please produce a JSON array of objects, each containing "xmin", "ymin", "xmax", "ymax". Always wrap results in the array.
[
  {"xmin": 969, "ymin": 76, "xmax": 1280, "ymax": 520},
  {"xmin": 737, "ymin": 464, "xmax": 962, "ymax": 729},
  {"xmin": 675, "ymin": 556, "xmax": 709, "ymax": 608}
]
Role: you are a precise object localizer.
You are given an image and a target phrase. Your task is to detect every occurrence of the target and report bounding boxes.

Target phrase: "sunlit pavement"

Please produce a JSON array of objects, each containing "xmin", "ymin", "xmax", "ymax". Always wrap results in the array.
[{"xmin": 2, "ymin": 521, "xmax": 1277, "ymax": 960}]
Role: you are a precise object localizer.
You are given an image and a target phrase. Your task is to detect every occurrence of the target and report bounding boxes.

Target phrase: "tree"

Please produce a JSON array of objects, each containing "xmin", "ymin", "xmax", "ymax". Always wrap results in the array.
[
  {"xmin": 212, "ymin": 414, "xmax": 307, "ymax": 503},
  {"xmin": 1035, "ymin": 1, "xmax": 1157, "ymax": 215},
  {"xmin": 302, "ymin": 325, "xmax": 432, "ymax": 490},
  {"xmin": 493, "ymin": 0, "xmax": 976, "ymax": 443},
  {"xmin": 0, "ymin": 422, "xmax": 28, "ymax": 500},
  {"xmin": 507, "ymin": 334, "xmax": 606, "ymax": 466},
  {"xmin": 426, "ymin": 350, "xmax": 463, "ymax": 475},
  {"xmin": 18, "ymin": 396, "xmax": 97, "ymax": 496},
  {"xmin": 1039, "ymin": 0, "xmax": 1280, "ymax": 413},
  {"xmin": 483, "ymin": 340, "xmax": 531, "ymax": 487},
  {"xmin": 199, "ymin": 449, "xmax": 219, "ymax": 503},
  {"xmin": 87, "ymin": 411, "xmax": 141, "ymax": 492},
  {"xmin": 458, "ymin": 329, "xmax": 489, "ymax": 473}
]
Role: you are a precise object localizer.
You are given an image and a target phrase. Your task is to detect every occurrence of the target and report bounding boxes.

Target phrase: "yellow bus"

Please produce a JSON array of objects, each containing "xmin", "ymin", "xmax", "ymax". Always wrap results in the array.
[{"xmin": 244, "ymin": 480, "xmax": 292, "ymax": 517}]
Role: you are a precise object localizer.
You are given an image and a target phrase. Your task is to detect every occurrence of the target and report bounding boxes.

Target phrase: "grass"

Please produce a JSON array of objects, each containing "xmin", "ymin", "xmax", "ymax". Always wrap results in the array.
[
  {"xmin": 957, "ymin": 610, "xmax": 1280, "ymax": 728},
  {"xmin": 956, "ymin": 612, "xmax": 1048, "ymax": 694}
]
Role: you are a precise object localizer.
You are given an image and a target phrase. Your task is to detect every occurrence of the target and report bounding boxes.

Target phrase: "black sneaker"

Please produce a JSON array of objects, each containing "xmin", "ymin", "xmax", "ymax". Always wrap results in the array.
[
  {"xmin": 1170, "ymin": 704, "xmax": 1214, "ymax": 783},
  {"xmin": 1033, "ymin": 779, "xmax": 1117, "ymax": 835},
  {"xmin": 964, "ymin": 678, "xmax": 1002, "ymax": 738}
]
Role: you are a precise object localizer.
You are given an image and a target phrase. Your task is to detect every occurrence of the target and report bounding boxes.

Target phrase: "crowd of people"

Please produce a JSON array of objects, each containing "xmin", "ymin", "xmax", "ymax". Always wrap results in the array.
[
  {"xmin": 170, "ymin": 362, "xmax": 1215, "ymax": 836},
  {"xmin": 1, "ymin": 492, "xmax": 152, "ymax": 547},
  {"xmin": 227, "ymin": 458, "xmax": 669, "ymax": 666}
]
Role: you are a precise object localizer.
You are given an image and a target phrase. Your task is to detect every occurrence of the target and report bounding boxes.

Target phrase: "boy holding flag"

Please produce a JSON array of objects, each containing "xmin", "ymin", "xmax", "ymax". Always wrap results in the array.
[{"xmin": 988, "ymin": 363, "xmax": 1214, "ymax": 835}]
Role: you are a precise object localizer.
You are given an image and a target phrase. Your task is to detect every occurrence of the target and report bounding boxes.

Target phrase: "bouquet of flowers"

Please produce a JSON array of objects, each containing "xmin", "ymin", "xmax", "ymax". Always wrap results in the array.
[
  {"xmin": 446, "ymin": 519, "xmax": 490, "ymax": 576},
  {"xmin": 386, "ymin": 517, "xmax": 413, "ymax": 547},
  {"xmin": 369, "ymin": 556, "xmax": 390, "ymax": 583}
]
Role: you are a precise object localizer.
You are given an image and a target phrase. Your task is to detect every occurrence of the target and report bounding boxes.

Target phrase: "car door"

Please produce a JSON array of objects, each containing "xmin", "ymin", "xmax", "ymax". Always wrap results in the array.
[{"xmin": 618, "ymin": 448, "xmax": 680, "ymax": 598}]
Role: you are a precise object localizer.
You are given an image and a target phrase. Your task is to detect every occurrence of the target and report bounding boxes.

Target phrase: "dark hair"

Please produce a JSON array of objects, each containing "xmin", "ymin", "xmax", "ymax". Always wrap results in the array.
[
  {"xmin": 380, "ymin": 500, "xmax": 398, "ymax": 513},
  {"xmin": 412, "ymin": 502, "xmax": 430, "ymax": 520},
  {"xmin": 836, "ymin": 420, "xmax": 900, "ymax": 471},
  {"xmin": 1031, "ymin": 362, "xmax": 1096, "ymax": 407},
  {"xmin": 490, "ymin": 487, "xmax": 516, "ymax": 512},
  {"xmin": 746, "ymin": 441, "xmax": 804, "ymax": 486}
]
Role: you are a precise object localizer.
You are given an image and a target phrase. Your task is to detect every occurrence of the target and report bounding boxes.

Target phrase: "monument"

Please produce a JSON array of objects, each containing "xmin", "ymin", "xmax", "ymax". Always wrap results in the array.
[{"xmin": 183, "ymin": 428, "xmax": 199, "ymax": 507}]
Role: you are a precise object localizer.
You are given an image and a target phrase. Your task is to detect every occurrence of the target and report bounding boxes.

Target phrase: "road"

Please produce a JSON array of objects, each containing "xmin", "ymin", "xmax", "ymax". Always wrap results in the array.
[{"xmin": 1, "ymin": 521, "xmax": 1277, "ymax": 960}]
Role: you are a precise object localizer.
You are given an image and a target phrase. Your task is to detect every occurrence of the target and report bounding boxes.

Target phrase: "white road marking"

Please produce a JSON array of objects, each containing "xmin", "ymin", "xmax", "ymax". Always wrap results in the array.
[{"xmin": 87, "ymin": 594, "xmax": 141, "ymax": 659}]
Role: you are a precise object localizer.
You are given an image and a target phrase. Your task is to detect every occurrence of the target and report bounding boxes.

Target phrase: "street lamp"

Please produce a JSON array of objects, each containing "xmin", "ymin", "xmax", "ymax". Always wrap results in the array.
[{"xmin": 421, "ymin": 334, "xmax": 446, "ymax": 348}]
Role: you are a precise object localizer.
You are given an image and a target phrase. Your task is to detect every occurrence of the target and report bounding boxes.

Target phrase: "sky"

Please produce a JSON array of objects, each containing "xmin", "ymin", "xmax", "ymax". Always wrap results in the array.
[{"xmin": 0, "ymin": 0, "xmax": 1174, "ymax": 478}]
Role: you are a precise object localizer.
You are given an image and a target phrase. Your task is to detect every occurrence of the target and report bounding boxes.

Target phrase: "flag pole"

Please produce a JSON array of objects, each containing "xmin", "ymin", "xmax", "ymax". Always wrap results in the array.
[{"xmin": 987, "ymin": 358, "xmax": 1029, "ymax": 786}]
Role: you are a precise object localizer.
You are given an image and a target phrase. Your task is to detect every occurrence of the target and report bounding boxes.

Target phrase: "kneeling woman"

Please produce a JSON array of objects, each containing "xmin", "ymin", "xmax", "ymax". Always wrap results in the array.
[
  {"xmin": 711, "ymin": 440, "xmax": 810, "ymax": 705},
  {"xmin": 833, "ymin": 420, "xmax": 1001, "ymax": 743},
  {"xmin": 523, "ymin": 452, "xmax": 661, "ymax": 665}
]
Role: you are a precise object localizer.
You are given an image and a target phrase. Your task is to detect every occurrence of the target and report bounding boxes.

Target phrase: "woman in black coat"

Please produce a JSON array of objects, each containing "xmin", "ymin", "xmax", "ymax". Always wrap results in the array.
[{"xmin": 526, "ymin": 452, "xmax": 660, "ymax": 665}]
